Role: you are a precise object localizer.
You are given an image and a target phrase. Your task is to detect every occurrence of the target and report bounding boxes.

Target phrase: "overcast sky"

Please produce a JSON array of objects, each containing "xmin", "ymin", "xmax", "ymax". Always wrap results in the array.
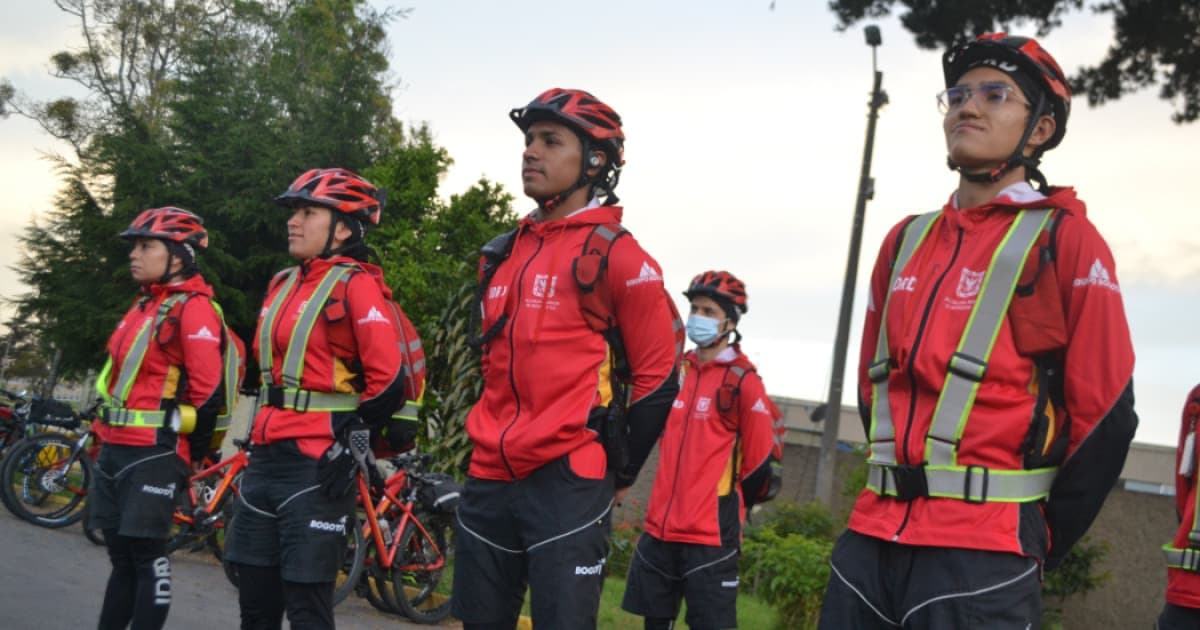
[{"xmin": 2, "ymin": 1, "xmax": 1197, "ymax": 446}]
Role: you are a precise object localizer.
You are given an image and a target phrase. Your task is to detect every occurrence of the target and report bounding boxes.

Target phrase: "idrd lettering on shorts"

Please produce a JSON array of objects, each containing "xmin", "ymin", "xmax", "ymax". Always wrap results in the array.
[
  {"xmin": 153, "ymin": 556, "xmax": 171, "ymax": 605},
  {"xmin": 721, "ymin": 578, "xmax": 739, "ymax": 588}
]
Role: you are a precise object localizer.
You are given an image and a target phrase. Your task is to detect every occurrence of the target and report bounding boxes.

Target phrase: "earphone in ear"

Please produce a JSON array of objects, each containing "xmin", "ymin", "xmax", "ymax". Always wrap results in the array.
[{"xmin": 589, "ymin": 154, "xmax": 601, "ymax": 167}]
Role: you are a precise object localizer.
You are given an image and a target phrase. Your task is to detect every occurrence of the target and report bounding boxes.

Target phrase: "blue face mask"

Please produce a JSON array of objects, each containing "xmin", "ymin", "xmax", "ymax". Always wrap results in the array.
[{"xmin": 686, "ymin": 314, "xmax": 725, "ymax": 347}]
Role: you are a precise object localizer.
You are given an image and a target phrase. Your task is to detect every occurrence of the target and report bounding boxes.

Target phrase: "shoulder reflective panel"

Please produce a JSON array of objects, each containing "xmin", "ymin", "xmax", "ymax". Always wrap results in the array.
[
  {"xmin": 867, "ymin": 209, "xmax": 1057, "ymax": 503},
  {"xmin": 279, "ymin": 266, "xmax": 353, "ymax": 388},
  {"xmin": 211, "ymin": 300, "xmax": 241, "ymax": 431},
  {"xmin": 1164, "ymin": 424, "xmax": 1200, "ymax": 571},
  {"xmin": 257, "ymin": 268, "xmax": 300, "ymax": 388},
  {"xmin": 867, "ymin": 212, "xmax": 938, "ymax": 466},
  {"xmin": 256, "ymin": 265, "xmax": 355, "ymax": 412},
  {"xmin": 101, "ymin": 293, "xmax": 190, "ymax": 428}
]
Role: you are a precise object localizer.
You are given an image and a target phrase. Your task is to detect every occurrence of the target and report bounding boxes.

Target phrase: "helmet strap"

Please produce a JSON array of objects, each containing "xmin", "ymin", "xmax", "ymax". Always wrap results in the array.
[{"xmin": 947, "ymin": 92, "xmax": 1049, "ymax": 190}]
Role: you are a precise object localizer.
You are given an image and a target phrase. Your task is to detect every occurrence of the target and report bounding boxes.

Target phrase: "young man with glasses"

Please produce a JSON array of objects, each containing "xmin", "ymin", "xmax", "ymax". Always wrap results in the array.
[{"xmin": 819, "ymin": 33, "xmax": 1137, "ymax": 628}]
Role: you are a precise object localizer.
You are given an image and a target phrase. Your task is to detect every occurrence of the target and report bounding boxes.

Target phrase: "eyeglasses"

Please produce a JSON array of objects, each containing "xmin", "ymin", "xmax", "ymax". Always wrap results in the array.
[{"xmin": 936, "ymin": 82, "xmax": 1027, "ymax": 114}]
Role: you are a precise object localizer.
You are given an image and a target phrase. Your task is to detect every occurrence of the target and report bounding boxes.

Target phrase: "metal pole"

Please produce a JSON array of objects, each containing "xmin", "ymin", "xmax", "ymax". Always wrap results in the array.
[{"xmin": 815, "ymin": 29, "xmax": 887, "ymax": 506}]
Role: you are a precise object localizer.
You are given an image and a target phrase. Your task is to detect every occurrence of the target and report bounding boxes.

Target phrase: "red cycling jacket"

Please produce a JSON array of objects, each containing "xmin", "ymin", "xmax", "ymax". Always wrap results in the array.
[
  {"xmin": 1166, "ymin": 384, "xmax": 1200, "ymax": 608},
  {"xmin": 643, "ymin": 346, "xmax": 783, "ymax": 547},
  {"xmin": 95, "ymin": 274, "xmax": 224, "ymax": 463},
  {"xmin": 467, "ymin": 205, "xmax": 680, "ymax": 481},
  {"xmin": 251, "ymin": 256, "xmax": 406, "ymax": 459},
  {"xmin": 852, "ymin": 184, "xmax": 1136, "ymax": 565}
]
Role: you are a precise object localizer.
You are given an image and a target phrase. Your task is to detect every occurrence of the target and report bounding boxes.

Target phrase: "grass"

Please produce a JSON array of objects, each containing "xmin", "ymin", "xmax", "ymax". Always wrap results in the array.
[{"xmin": 513, "ymin": 575, "xmax": 778, "ymax": 629}]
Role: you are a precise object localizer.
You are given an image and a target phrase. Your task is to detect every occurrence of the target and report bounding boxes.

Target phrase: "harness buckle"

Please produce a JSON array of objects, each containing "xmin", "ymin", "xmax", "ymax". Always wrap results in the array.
[
  {"xmin": 963, "ymin": 465, "xmax": 990, "ymax": 503},
  {"xmin": 867, "ymin": 358, "xmax": 891, "ymax": 384},
  {"xmin": 291, "ymin": 388, "xmax": 312, "ymax": 413},
  {"xmin": 948, "ymin": 352, "xmax": 987, "ymax": 383},
  {"xmin": 886, "ymin": 464, "xmax": 929, "ymax": 502},
  {"xmin": 266, "ymin": 385, "xmax": 285, "ymax": 409}
]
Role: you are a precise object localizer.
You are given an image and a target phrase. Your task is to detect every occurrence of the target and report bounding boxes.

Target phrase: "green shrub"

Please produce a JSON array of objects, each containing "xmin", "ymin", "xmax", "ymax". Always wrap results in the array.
[
  {"xmin": 607, "ymin": 498, "xmax": 646, "ymax": 579},
  {"xmin": 1041, "ymin": 536, "xmax": 1111, "ymax": 629},
  {"xmin": 749, "ymin": 500, "xmax": 837, "ymax": 542},
  {"xmin": 741, "ymin": 530, "xmax": 832, "ymax": 630}
]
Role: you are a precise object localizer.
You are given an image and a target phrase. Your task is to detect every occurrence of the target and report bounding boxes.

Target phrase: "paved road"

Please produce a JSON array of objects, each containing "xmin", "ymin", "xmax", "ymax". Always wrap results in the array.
[{"xmin": 0, "ymin": 505, "xmax": 456, "ymax": 629}]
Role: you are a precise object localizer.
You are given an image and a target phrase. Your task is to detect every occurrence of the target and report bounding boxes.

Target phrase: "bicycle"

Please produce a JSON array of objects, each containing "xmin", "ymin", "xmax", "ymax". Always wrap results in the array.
[
  {"xmin": 348, "ymin": 448, "xmax": 459, "ymax": 624},
  {"xmin": 0, "ymin": 389, "xmax": 85, "ymax": 459},
  {"xmin": 163, "ymin": 438, "xmax": 251, "ymax": 559},
  {"xmin": 0, "ymin": 401, "xmax": 100, "ymax": 528}
]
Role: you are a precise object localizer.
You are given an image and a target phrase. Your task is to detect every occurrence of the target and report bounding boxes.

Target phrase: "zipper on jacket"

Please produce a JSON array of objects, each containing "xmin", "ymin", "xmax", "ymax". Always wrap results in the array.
[
  {"xmin": 657, "ymin": 364, "xmax": 700, "ymax": 539},
  {"xmin": 497, "ymin": 234, "xmax": 545, "ymax": 480},
  {"xmin": 893, "ymin": 226, "xmax": 963, "ymax": 541}
]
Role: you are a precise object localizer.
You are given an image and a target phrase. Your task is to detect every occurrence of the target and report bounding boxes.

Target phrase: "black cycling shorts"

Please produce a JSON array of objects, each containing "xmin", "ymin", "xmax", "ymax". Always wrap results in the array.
[
  {"xmin": 818, "ymin": 529, "xmax": 1042, "ymax": 629},
  {"xmin": 1157, "ymin": 602, "xmax": 1200, "ymax": 630},
  {"xmin": 451, "ymin": 452, "xmax": 613, "ymax": 628},
  {"xmin": 222, "ymin": 441, "xmax": 356, "ymax": 583},
  {"xmin": 89, "ymin": 444, "xmax": 189, "ymax": 539},
  {"xmin": 621, "ymin": 533, "xmax": 740, "ymax": 629}
]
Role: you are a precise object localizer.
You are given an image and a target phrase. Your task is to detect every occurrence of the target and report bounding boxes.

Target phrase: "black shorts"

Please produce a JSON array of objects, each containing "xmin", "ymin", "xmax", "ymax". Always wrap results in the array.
[
  {"xmin": 451, "ymin": 453, "xmax": 613, "ymax": 627},
  {"xmin": 1157, "ymin": 602, "xmax": 1200, "ymax": 629},
  {"xmin": 88, "ymin": 444, "xmax": 189, "ymax": 539},
  {"xmin": 819, "ymin": 529, "xmax": 1042, "ymax": 629},
  {"xmin": 621, "ymin": 533, "xmax": 740, "ymax": 629},
  {"xmin": 222, "ymin": 442, "xmax": 356, "ymax": 583}
]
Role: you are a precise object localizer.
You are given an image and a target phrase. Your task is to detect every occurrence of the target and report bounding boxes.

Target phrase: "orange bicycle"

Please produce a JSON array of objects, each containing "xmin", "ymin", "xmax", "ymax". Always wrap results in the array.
[
  {"xmin": 347, "ymin": 448, "xmax": 459, "ymax": 624},
  {"xmin": 164, "ymin": 438, "xmax": 251, "ymax": 558}
]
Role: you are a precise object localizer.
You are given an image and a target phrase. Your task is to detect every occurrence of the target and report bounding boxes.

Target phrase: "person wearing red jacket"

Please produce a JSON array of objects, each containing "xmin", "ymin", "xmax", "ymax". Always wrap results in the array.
[
  {"xmin": 223, "ymin": 168, "xmax": 409, "ymax": 630},
  {"xmin": 451, "ymin": 88, "xmax": 682, "ymax": 629},
  {"xmin": 819, "ymin": 33, "xmax": 1137, "ymax": 629},
  {"xmin": 91, "ymin": 207, "xmax": 225, "ymax": 630},
  {"xmin": 1158, "ymin": 385, "xmax": 1200, "ymax": 629},
  {"xmin": 623, "ymin": 270, "xmax": 783, "ymax": 630}
]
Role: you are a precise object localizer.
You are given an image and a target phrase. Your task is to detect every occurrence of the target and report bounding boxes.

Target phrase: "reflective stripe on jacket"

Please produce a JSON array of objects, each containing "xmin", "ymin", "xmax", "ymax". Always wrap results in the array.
[
  {"xmin": 95, "ymin": 274, "xmax": 223, "ymax": 455},
  {"xmin": 1165, "ymin": 384, "xmax": 1200, "ymax": 608},
  {"xmin": 850, "ymin": 185, "xmax": 1135, "ymax": 559},
  {"xmin": 251, "ymin": 256, "xmax": 405, "ymax": 458}
]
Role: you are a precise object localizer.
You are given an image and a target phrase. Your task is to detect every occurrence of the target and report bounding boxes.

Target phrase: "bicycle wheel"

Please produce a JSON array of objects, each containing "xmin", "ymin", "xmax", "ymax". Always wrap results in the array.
[
  {"xmin": 1, "ymin": 432, "xmax": 92, "ymax": 528},
  {"xmin": 334, "ymin": 515, "xmax": 366, "ymax": 606},
  {"xmin": 391, "ymin": 514, "xmax": 454, "ymax": 624}
]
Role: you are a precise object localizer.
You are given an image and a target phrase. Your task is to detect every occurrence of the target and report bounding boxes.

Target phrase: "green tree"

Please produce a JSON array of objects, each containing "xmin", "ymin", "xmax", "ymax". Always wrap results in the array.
[
  {"xmin": 0, "ymin": 0, "xmax": 458, "ymax": 377},
  {"xmin": 827, "ymin": 0, "xmax": 1200, "ymax": 123}
]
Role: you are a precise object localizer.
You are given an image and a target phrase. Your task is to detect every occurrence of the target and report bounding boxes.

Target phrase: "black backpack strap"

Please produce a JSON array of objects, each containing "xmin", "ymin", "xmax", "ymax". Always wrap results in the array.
[{"xmin": 468, "ymin": 228, "xmax": 519, "ymax": 350}]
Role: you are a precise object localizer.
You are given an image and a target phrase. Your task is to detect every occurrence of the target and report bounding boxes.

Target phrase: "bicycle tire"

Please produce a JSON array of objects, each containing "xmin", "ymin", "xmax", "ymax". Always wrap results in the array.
[
  {"xmin": 392, "ymin": 514, "xmax": 454, "ymax": 624},
  {"xmin": 334, "ymin": 515, "xmax": 366, "ymax": 606},
  {"xmin": 1, "ymin": 432, "xmax": 92, "ymax": 528}
]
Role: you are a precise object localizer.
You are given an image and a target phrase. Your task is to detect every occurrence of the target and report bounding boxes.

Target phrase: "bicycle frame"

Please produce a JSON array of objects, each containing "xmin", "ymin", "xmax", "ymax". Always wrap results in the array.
[
  {"xmin": 173, "ymin": 446, "xmax": 249, "ymax": 528},
  {"xmin": 355, "ymin": 469, "xmax": 446, "ymax": 573}
]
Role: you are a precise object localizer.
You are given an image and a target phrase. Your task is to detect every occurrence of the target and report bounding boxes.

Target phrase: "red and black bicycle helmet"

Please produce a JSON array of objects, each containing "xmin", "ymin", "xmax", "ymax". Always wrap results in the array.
[
  {"xmin": 684, "ymin": 270, "xmax": 748, "ymax": 321},
  {"xmin": 120, "ymin": 206, "xmax": 209, "ymax": 250},
  {"xmin": 275, "ymin": 168, "xmax": 384, "ymax": 226},
  {"xmin": 510, "ymin": 88, "xmax": 626, "ymax": 209},
  {"xmin": 942, "ymin": 33, "xmax": 1072, "ymax": 188}
]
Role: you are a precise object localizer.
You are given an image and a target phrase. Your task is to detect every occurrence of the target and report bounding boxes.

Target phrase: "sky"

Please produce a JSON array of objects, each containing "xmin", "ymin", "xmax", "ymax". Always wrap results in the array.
[{"xmin": 1, "ymin": 1, "xmax": 1198, "ymax": 446}]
